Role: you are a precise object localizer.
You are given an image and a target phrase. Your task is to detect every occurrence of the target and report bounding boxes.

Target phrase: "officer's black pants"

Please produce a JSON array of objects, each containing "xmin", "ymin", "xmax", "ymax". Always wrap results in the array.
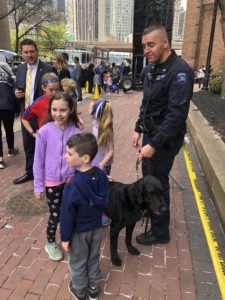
[{"xmin": 142, "ymin": 134, "xmax": 183, "ymax": 238}]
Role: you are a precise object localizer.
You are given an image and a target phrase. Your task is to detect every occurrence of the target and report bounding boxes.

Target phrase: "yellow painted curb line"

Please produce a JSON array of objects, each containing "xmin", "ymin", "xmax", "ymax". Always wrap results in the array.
[{"xmin": 183, "ymin": 144, "xmax": 225, "ymax": 299}]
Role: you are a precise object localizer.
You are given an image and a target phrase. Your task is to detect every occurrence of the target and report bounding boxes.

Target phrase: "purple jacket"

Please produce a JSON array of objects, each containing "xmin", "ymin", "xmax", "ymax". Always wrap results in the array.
[{"xmin": 33, "ymin": 122, "xmax": 82, "ymax": 192}]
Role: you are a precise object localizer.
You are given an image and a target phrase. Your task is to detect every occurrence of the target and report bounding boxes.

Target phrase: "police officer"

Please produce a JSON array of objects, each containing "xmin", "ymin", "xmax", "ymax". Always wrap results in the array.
[{"xmin": 132, "ymin": 25, "xmax": 194, "ymax": 245}]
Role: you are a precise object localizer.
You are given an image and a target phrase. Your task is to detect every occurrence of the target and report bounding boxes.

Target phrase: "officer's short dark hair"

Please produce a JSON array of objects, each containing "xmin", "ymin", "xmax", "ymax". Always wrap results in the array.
[
  {"xmin": 67, "ymin": 133, "xmax": 98, "ymax": 161},
  {"xmin": 74, "ymin": 56, "xmax": 79, "ymax": 62},
  {"xmin": 143, "ymin": 25, "xmax": 168, "ymax": 38},
  {"xmin": 20, "ymin": 39, "xmax": 38, "ymax": 51}
]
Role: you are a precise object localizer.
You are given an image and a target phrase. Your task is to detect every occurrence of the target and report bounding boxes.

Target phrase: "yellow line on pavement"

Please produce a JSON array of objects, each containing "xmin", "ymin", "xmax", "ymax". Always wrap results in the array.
[{"xmin": 183, "ymin": 144, "xmax": 225, "ymax": 300}]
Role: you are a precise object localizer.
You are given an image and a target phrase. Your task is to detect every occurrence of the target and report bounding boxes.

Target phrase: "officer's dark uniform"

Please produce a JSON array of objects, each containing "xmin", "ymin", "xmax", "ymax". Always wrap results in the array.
[{"xmin": 135, "ymin": 50, "xmax": 194, "ymax": 241}]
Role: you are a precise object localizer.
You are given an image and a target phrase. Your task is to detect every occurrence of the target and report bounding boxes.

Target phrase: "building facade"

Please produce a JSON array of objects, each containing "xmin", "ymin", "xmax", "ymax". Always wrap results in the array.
[
  {"xmin": 182, "ymin": 0, "xmax": 225, "ymax": 71},
  {"xmin": 172, "ymin": 0, "xmax": 186, "ymax": 42},
  {"xmin": 66, "ymin": 0, "xmax": 134, "ymax": 42},
  {"xmin": 53, "ymin": 0, "xmax": 65, "ymax": 12},
  {"xmin": 65, "ymin": 0, "xmax": 98, "ymax": 42}
]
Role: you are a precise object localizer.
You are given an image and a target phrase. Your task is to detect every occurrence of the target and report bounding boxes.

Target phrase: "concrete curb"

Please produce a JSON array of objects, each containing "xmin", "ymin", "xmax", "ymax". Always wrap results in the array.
[{"xmin": 187, "ymin": 102, "xmax": 225, "ymax": 228}]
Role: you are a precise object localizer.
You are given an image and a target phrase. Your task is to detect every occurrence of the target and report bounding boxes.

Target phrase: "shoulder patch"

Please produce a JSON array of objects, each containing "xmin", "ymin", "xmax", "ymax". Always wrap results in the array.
[{"xmin": 176, "ymin": 72, "xmax": 187, "ymax": 84}]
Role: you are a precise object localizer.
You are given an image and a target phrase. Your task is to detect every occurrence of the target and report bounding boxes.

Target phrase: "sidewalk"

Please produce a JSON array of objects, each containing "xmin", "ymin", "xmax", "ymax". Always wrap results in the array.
[{"xmin": 0, "ymin": 91, "xmax": 197, "ymax": 299}]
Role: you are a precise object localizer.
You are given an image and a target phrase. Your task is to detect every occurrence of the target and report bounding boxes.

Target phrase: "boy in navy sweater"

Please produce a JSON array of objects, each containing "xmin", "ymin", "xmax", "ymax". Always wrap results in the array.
[{"xmin": 60, "ymin": 133, "xmax": 109, "ymax": 300}]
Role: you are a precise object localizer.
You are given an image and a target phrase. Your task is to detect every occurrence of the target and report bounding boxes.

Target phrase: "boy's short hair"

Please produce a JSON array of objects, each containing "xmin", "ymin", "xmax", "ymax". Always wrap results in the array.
[{"xmin": 67, "ymin": 133, "xmax": 98, "ymax": 161}]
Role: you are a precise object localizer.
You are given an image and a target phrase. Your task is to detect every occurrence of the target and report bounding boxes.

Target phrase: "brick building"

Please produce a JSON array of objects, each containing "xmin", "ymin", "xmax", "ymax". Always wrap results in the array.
[{"xmin": 182, "ymin": 0, "xmax": 225, "ymax": 72}]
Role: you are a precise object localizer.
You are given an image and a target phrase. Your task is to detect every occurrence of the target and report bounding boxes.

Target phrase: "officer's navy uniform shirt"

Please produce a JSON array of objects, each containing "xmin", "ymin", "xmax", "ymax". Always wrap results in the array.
[{"xmin": 135, "ymin": 50, "xmax": 194, "ymax": 150}]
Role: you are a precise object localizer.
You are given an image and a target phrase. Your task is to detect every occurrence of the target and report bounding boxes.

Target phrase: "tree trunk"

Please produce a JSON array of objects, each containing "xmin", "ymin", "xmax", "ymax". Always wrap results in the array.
[
  {"xmin": 0, "ymin": 0, "xmax": 11, "ymax": 49},
  {"xmin": 219, "ymin": 0, "xmax": 225, "ymax": 44},
  {"xmin": 219, "ymin": 0, "xmax": 225, "ymax": 99},
  {"xmin": 15, "ymin": 24, "xmax": 19, "ymax": 53}
]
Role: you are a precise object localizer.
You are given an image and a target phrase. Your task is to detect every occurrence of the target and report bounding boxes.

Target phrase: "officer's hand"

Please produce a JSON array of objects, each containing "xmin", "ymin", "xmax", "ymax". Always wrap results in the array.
[
  {"xmin": 138, "ymin": 144, "xmax": 155, "ymax": 163},
  {"xmin": 132, "ymin": 132, "xmax": 141, "ymax": 148}
]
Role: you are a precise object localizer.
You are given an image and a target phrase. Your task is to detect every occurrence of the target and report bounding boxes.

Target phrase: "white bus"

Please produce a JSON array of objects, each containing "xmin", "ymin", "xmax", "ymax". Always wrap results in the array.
[{"xmin": 109, "ymin": 51, "xmax": 132, "ymax": 66}]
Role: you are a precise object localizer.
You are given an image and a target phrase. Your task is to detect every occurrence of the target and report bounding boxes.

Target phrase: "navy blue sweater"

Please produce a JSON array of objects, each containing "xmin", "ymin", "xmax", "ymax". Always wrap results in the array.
[{"xmin": 60, "ymin": 167, "xmax": 109, "ymax": 241}]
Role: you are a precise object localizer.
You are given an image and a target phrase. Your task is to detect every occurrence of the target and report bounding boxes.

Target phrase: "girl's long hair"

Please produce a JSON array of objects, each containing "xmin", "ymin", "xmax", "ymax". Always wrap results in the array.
[
  {"xmin": 44, "ymin": 92, "xmax": 81, "ymax": 127},
  {"xmin": 97, "ymin": 102, "xmax": 113, "ymax": 147}
]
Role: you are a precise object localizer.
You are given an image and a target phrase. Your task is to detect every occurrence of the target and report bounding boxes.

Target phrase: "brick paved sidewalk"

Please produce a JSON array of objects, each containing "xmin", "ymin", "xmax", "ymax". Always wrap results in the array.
[{"xmin": 0, "ymin": 91, "xmax": 197, "ymax": 300}]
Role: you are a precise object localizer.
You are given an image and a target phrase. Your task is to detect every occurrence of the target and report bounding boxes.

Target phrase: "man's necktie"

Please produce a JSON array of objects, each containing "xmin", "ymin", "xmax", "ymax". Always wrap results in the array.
[{"xmin": 25, "ymin": 66, "xmax": 32, "ymax": 108}]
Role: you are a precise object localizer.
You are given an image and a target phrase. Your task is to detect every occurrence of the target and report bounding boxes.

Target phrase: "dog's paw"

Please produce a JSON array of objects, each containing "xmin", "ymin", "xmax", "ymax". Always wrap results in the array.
[
  {"xmin": 127, "ymin": 245, "xmax": 140, "ymax": 255},
  {"xmin": 111, "ymin": 255, "xmax": 122, "ymax": 267}
]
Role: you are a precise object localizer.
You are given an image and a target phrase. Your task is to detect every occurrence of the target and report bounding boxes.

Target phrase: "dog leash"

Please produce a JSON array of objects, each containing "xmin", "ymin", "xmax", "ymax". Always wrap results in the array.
[
  {"xmin": 136, "ymin": 158, "xmax": 151, "ymax": 233},
  {"xmin": 135, "ymin": 157, "xmax": 140, "ymax": 180}
]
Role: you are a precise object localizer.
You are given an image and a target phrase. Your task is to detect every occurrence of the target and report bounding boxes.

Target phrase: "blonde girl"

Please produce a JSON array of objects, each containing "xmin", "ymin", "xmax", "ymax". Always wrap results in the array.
[{"xmin": 90, "ymin": 99, "xmax": 114, "ymax": 226}]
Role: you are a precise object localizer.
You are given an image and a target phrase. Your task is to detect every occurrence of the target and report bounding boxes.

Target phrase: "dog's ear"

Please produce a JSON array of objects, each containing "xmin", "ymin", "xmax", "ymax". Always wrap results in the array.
[{"xmin": 133, "ymin": 179, "xmax": 145, "ymax": 204}]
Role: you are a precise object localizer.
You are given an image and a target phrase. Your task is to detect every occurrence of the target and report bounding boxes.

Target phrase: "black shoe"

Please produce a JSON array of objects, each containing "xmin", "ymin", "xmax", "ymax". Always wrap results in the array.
[
  {"xmin": 8, "ymin": 147, "xmax": 19, "ymax": 157},
  {"xmin": 88, "ymin": 286, "xmax": 99, "ymax": 300},
  {"xmin": 136, "ymin": 231, "xmax": 170, "ymax": 245},
  {"xmin": 68, "ymin": 280, "xmax": 87, "ymax": 300},
  {"xmin": 13, "ymin": 173, "xmax": 34, "ymax": 184}
]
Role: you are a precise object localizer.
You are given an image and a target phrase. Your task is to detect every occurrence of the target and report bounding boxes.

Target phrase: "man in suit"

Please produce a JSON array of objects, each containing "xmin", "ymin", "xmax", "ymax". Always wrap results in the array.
[
  {"xmin": 73, "ymin": 57, "xmax": 83, "ymax": 101},
  {"xmin": 13, "ymin": 39, "xmax": 53, "ymax": 184}
]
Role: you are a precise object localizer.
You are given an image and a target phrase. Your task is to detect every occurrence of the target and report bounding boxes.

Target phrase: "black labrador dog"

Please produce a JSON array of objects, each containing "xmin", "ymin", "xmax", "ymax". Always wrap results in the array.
[{"xmin": 105, "ymin": 175, "xmax": 167, "ymax": 266}]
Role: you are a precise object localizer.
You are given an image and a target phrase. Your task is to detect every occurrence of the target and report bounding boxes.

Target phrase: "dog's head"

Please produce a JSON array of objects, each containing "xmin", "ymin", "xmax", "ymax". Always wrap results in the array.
[{"xmin": 133, "ymin": 175, "xmax": 167, "ymax": 215}]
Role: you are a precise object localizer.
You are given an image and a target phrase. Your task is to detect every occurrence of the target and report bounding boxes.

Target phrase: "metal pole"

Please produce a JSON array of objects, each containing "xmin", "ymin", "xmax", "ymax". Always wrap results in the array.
[{"xmin": 202, "ymin": 0, "xmax": 219, "ymax": 90}]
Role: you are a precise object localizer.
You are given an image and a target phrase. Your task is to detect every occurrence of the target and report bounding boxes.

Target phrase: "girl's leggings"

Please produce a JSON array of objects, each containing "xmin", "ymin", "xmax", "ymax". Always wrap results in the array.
[{"xmin": 45, "ymin": 184, "xmax": 65, "ymax": 243}]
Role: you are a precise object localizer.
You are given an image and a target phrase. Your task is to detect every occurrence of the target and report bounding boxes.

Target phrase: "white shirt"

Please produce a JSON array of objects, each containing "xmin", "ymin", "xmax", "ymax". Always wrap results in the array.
[{"xmin": 27, "ymin": 59, "xmax": 39, "ymax": 104}]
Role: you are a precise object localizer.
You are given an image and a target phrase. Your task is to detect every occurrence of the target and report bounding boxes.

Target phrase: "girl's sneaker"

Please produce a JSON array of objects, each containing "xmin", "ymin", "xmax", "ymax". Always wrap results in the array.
[
  {"xmin": 102, "ymin": 213, "xmax": 109, "ymax": 227},
  {"xmin": 88, "ymin": 286, "xmax": 99, "ymax": 300},
  {"xmin": 8, "ymin": 147, "xmax": 19, "ymax": 156},
  {"xmin": 0, "ymin": 161, "xmax": 5, "ymax": 169},
  {"xmin": 45, "ymin": 242, "xmax": 63, "ymax": 261}
]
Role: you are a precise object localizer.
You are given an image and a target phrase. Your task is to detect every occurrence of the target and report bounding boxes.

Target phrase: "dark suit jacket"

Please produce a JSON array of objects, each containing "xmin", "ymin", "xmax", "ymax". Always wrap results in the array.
[{"xmin": 16, "ymin": 60, "xmax": 53, "ymax": 112}]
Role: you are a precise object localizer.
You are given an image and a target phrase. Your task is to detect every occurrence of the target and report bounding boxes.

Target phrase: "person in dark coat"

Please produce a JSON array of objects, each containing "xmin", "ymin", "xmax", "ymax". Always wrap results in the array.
[
  {"xmin": 13, "ymin": 39, "xmax": 53, "ymax": 184},
  {"xmin": 0, "ymin": 66, "xmax": 19, "ymax": 169},
  {"xmin": 133, "ymin": 25, "xmax": 194, "ymax": 246}
]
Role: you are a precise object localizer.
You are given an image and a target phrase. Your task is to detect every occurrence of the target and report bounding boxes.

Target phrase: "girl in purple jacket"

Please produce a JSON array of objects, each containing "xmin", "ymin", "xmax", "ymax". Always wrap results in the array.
[{"xmin": 33, "ymin": 92, "xmax": 83, "ymax": 261}]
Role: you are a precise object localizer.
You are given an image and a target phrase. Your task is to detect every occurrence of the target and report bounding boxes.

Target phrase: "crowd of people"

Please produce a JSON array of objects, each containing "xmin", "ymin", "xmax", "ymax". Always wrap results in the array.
[{"xmin": 0, "ymin": 23, "xmax": 195, "ymax": 299}]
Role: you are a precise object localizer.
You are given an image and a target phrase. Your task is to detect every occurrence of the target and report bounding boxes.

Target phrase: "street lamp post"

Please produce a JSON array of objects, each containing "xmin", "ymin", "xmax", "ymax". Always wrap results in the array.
[{"xmin": 202, "ymin": 0, "xmax": 219, "ymax": 90}]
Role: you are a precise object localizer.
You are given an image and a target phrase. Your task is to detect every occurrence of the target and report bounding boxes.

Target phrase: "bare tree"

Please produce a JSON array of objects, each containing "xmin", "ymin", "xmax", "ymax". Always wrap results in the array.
[
  {"xmin": 0, "ymin": 0, "xmax": 26, "ymax": 20},
  {"xmin": 8, "ymin": 0, "xmax": 61, "ymax": 52}
]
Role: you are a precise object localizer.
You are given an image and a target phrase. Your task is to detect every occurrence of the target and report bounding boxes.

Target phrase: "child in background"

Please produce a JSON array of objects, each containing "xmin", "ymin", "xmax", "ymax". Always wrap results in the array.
[
  {"xmin": 102, "ymin": 71, "xmax": 109, "ymax": 92},
  {"xmin": 22, "ymin": 73, "xmax": 59, "ymax": 136},
  {"xmin": 61, "ymin": 78, "xmax": 84, "ymax": 129},
  {"xmin": 89, "ymin": 99, "xmax": 114, "ymax": 226},
  {"xmin": 93, "ymin": 72, "xmax": 101, "ymax": 95},
  {"xmin": 61, "ymin": 78, "xmax": 78, "ymax": 108},
  {"xmin": 33, "ymin": 92, "xmax": 83, "ymax": 261},
  {"xmin": 107, "ymin": 73, "xmax": 113, "ymax": 94},
  {"xmin": 60, "ymin": 133, "xmax": 109, "ymax": 300}
]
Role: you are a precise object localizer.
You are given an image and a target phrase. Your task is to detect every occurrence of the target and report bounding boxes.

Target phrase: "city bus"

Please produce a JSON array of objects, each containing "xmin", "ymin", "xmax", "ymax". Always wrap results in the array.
[
  {"xmin": 109, "ymin": 51, "xmax": 132, "ymax": 66},
  {"xmin": 54, "ymin": 45, "xmax": 109, "ymax": 66}
]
